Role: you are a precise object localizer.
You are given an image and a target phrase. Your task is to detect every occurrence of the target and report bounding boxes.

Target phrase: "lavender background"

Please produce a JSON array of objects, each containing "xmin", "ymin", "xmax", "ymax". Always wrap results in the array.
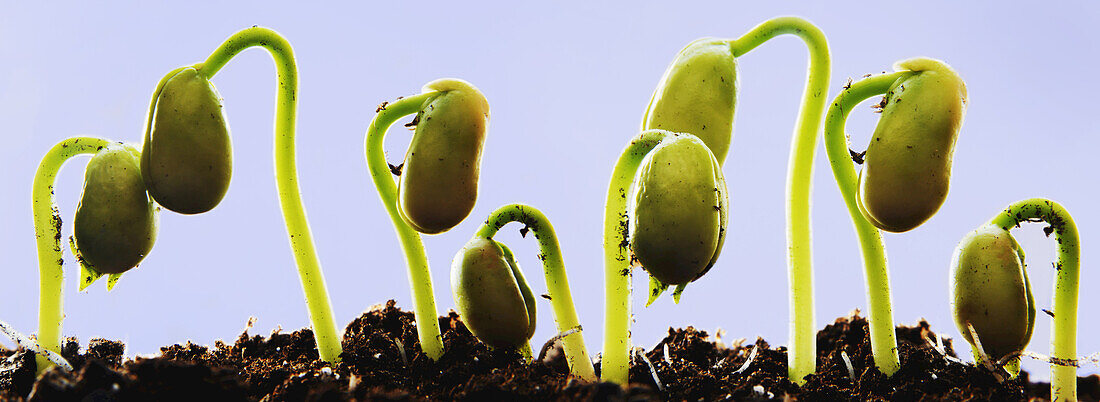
[{"xmin": 1, "ymin": 2, "xmax": 1096, "ymax": 381}]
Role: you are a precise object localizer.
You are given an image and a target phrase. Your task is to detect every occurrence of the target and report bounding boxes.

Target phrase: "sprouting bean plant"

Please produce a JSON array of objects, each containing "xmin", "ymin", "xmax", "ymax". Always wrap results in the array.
[
  {"xmin": 951, "ymin": 198, "xmax": 1080, "ymax": 401},
  {"xmin": 822, "ymin": 58, "xmax": 967, "ymax": 376},
  {"xmin": 603, "ymin": 16, "xmax": 830, "ymax": 384},
  {"xmin": 141, "ymin": 27, "xmax": 343, "ymax": 362},
  {"xmin": 33, "ymin": 138, "xmax": 157, "ymax": 371},
  {"xmin": 452, "ymin": 204, "xmax": 597, "ymax": 381},
  {"xmin": 365, "ymin": 79, "xmax": 490, "ymax": 360},
  {"xmin": 601, "ymin": 129, "xmax": 728, "ymax": 384}
]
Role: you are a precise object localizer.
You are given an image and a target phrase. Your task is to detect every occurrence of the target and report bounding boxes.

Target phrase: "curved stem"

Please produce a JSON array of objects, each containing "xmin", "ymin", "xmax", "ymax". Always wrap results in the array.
[
  {"xmin": 34, "ymin": 136, "xmax": 113, "ymax": 371},
  {"xmin": 727, "ymin": 16, "xmax": 831, "ymax": 384},
  {"xmin": 193, "ymin": 27, "xmax": 341, "ymax": 363},
  {"xmin": 365, "ymin": 92, "xmax": 444, "ymax": 360},
  {"xmin": 988, "ymin": 199, "xmax": 1079, "ymax": 402},
  {"xmin": 601, "ymin": 129, "xmax": 672, "ymax": 384},
  {"xmin": 476, "ymin": 203, "xmax": 597, "ymax": 382},
  {"xmin": 823, "ymin": 71, "xmax": 913, "ymax": 377}
]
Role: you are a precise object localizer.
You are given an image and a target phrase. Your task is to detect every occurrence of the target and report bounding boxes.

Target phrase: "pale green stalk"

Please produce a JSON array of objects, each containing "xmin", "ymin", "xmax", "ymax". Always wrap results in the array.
[
  {"xmin": 34, "ymin": 136, "xmax": 113, "ymax": 371},
  {"xmin": 724, "ymin": 16, "xmax": 831, "ymax": 384},
  {"xmin": 519, "ymin": 343, "xmax": 533, "ymax": 361},
  {"xmin": 601, "ymin": 129, "xmax": 672, "ymax": 384},
  {"xmin": 364, "ymin": 92, "xmax": 445, "ymax": 360},
  {"xmin": 988, "ymin": 199, "xmax": 1079, "ymax": 402},
  {"xmin": 193, "ymin": 27, "xmax": 342, "ymax": 362},
  {"xmin": 475, "ymin": 203, "xmax": 597, "ymax": 381},
  {"xmin": 822, "ymin": 71, "xmax": 916, "ymax": 377}
]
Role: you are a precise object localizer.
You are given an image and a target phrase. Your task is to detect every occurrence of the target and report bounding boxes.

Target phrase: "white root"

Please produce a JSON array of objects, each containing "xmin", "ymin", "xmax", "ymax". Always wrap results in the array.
[
  {"xmin": 712, "ymin": 357, "xmax": 726, "ymax": 369},
  {"xmin": 635, "ymin": 347, "xmax": 664, "ymax": 392},
  {"xmin": 0, "ymin": 319, "xmax": 73, "ymax": 372},
  {"xmin": 1000, "ymin": 350, "xmax": 1099, "ymax": 368},
  {"xmin": 840, "ymin": 350, "xmax": 855, "ymax": 381},
  {"xmin": 538, "ymin": 325, "xmax": 583, "ymax": 361},
  {"xmin": 923, "ymin": 330, "xmax": 965, "ymax": 365},
  {"xmin": 733, "ymin": 344, "xmax": 759, "ymax": 375},
  {"xmin": 393, "ymin": 338, "xmax": 408, "ymax": 366},
  {"xmin": 966, "ymin": 323, "xmax": 1007, "ymax": 383}
]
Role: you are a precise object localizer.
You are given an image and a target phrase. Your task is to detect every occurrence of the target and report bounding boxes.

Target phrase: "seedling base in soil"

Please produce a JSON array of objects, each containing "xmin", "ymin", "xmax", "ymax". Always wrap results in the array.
[{"xmin": 1, "ymin": 302, "xmax": 1095, "ymax": 401}]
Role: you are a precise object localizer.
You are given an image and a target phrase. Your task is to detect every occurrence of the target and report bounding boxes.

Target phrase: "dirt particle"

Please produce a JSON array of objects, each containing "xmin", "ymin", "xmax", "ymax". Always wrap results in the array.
[
  {"xmin": 404, "ymin": 113, "xmax": 421, "ymax": 130},
  {"xmin": 849, "ymin": 149, "xmax": 867, "ymax": 165}
]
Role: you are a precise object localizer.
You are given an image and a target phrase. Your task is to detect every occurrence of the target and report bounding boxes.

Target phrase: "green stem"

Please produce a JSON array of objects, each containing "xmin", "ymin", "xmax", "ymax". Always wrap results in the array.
[
  {"xmin": 726, "ymin": 16, "xmax": 831, "ymax": 384},
  {"xmin": 823, "ymin": 71, "xmax": 914, "ymax": 377},
  {"xmin": 476, "ymin": 203, "xmax": 597, "ymax": 382},
  {"xmin": 34, "ymin": 136, "xmax": 113, "ymax": 372},
  {"xmin": 192, "ymin": 27, "xmax": 342, "ymax": 363},
  {"xmin": 601, "ymin": 129, "xmax": 672, "ymax": 384},
  {"xmin": 988, "ymin": 199, "xmax": 1079, "ymax": 402},
  {"xmin": 519, "ymin": 342, "xmax": 533, "ymax": 361},
  {"xmin": 365, "ymin": 91, "xmax": 445, "ymax": 360}
]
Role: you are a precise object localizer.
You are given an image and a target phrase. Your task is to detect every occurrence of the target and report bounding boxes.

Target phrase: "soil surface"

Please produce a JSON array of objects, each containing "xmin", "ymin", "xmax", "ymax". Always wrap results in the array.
[{"xmin": 1, "ymin": 301, "xmax": 1095, "ymax": 401}]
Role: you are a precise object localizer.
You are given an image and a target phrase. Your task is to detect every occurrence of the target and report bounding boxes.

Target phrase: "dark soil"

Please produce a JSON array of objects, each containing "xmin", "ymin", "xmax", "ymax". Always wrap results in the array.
[{"xmin": 1, "ymin": 301, "xmax": 1095, "ymax": 401}]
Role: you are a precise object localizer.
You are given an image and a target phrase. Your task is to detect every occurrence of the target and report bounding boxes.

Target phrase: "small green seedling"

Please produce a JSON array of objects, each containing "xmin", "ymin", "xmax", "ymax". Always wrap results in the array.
[
  {"xmin": 822, "ymin": 58, "xmax": 966, "ymax": 378},
  {"xmin": 365, "ymin": 79, "xmax": 490, "ymax": 361},
  {"xmin": 141, "ymin": 27, "xmax": 342, "ymax": 362},
  {"xmin": 452, "ymin": 204, "xmax": 597, "ymax": 381},
  {"xmin": 951, "ymin": 198, "xmax": 1080, "ymax": 401},
  {"xmin": 33, "ymin": 137, "xmax": 158, "ymax": 372},
  {"xmin": 601, "ymin": 130, "xmax": 728, "ymax": 384},
  {"xmin": 605, "ymin": 16, "xmax": 830, "ymax": 384}
]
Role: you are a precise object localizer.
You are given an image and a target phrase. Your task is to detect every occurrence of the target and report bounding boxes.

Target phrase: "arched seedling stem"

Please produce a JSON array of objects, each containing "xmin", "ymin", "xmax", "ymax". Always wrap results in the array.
[
  {"xmin": 727, "ymin": 17, "xmax": 831, "ymax": 384},
  {"xmin": 822, "ymin": 70, "xmax": 921, "ymax": 377},
  {"xmin": 155, "ymin": 27, "xmax": 342, "ymax": 362},
  {"xmin": 473, "ymin": 204, "xmax": 597, "ymax": 382},
  {"xmin": 33, "ymin": 136, "xmax": 114, "ymax": 371},
  {"xmin": 987, "ymin": 199, "xmax": 1080, "ymax": 402},
  {"xmin": 602, "ymin": 129, "xmax": 671, "ymax": 384},
  {"xmin": 365, "ymin": 91, "xmax": 444, "ymax": 360},
  {"xmin": 365, "ymin": 79, "xmax": 489, "ymax": 362}
]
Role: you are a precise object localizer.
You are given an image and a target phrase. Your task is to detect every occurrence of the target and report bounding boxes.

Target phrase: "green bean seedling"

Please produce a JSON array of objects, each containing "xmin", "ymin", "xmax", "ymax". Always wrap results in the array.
[
  {"xmin": 951, "ymin": 198, "xmax": 1080, "ymax": 402},
  {"xmin": 142, "ymin": 27, "xmax": 343, "ymax": 363},
  {"xmin": 452, "ymin": 204, "xmax": 596, "ymax": 381},
  {"xmin": 365, "ymin": 79, "xmax": 490, "ymax": 361},
  {"xmin": 606, "ymin": 16, "xmax": 830, "ymax": 385},
  {"xmin": 601, "ymin": 130, "xmax": 728, "ymax": 384},
  {"xmin": 822, "ymin": 58, "xmax": 966, "ymax": 377},
  {"xmin": 32, "ymin": 137, "xmax": 157, "ymax": 372}
]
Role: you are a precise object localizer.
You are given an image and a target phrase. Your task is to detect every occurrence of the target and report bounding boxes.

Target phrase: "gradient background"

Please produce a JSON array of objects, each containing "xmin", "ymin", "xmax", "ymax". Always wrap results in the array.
[{"xmin": 1, "ymin": 2, "xmax": 1096, "ymax": 381}]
